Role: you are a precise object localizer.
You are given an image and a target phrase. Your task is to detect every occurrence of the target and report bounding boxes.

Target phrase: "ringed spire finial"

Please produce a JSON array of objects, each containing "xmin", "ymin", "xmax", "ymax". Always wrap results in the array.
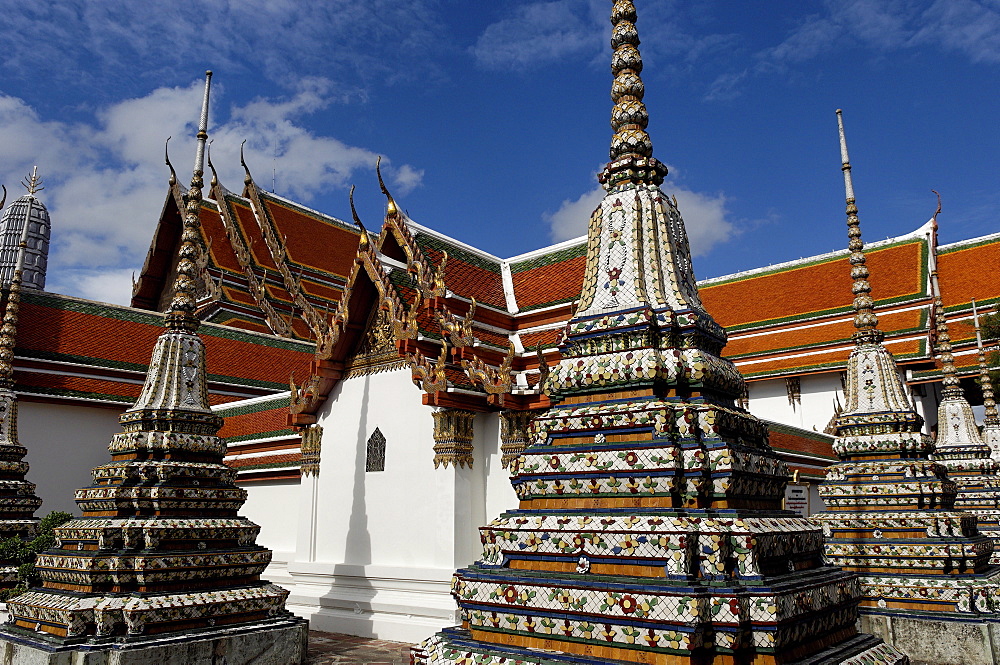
[
  {"xmin": 376, "ymin": 156, "xmax": 399, "ymax": 217},
  {"xmin": 20, "ymin": 167, "xmax": 43, "ymax": 196},
  {"xmin": 599, "ymin": 0, "xmax": 668, "ymax": 189},
  {"xmin": 973, "ymin": 300, "xmax": 999, "ymax": 424},
  {"xmin": 167, "ymin": 70, "xmax": 213, "ymax": 329},
  {"xmin": 837, "ymin": 109, "xmax": 880, "ymax": 340}
]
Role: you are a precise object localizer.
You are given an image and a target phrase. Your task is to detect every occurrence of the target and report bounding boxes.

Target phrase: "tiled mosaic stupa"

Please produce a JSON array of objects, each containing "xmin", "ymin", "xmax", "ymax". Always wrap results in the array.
[
  {"xmin": 973, "ymin": 302, "xmax": 1000, "ymax": 461},
  {"xmin": 0, "ymin": 72, "xmax": 307, "ymax": 662},
  {"xmin": 414, "ymin": 4, "xmax": 903, "ymax": 664},
  {"xmin": 0, "ymin": 182, "xmax": 43, "ymax": 588},
  {"xmin": 927, "ymin": 261, "xmax": 1000, "ymax": 561},
  {"xmin": 813, "ymin": 110, "xmax": 1000, "ymax": 641}
]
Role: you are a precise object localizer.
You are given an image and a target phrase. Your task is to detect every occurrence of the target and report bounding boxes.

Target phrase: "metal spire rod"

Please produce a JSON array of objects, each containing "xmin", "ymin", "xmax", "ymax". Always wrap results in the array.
[
  {"xmin": 837, "ymin": 109, "xmax": 879, "ymax": 338},
  {"xmin": 167, "ymin": 70, "xmax": 212, "ymax": 328}
]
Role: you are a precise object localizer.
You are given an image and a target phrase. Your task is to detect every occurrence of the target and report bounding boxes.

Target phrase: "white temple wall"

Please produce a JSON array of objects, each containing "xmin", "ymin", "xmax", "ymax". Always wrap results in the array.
[
  {"xmin": 241, "ymin": 478, "xmax": 299, "ymax": 558},
  {"xmin": 284, "ymin": 368, "xmax": 489, "ymax": 642},
  {"xmin": 19, "ymin": 401, "xmax": 123, "ymax": 516},
  {"xmin": 746, "ymin": 373, "xmax": 842, "ymax": 432}
]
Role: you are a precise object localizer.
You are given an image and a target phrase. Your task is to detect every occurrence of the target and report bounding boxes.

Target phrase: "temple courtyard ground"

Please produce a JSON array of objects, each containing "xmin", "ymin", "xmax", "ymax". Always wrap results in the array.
[{"xmin": 307, "ymin": 630, "xmax": 413, "ymax": 664}]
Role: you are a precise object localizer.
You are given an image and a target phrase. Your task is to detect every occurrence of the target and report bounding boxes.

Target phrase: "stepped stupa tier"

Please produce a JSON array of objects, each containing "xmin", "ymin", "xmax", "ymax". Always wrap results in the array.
[
  {"xmin": 927, "ymin": 268, "xmax": 1000, "ymax": 561},
  {"xmin": 0, "ymin": 186, "xmax": 43, "ymax": 588},
  {"xmin": 0, "ymin": 73, "xmax": 306, "ymax": 661},
  {"xmin": 414, "ymin": 4, "xmax": 902, "ymax": 664},
  {"xmin": 813, "ymin": 111, "xmax": 1000, "ymax": 644},
  {"xmin": 974, "ymin": 302, "xmax": 1000, "ymax": 461}
]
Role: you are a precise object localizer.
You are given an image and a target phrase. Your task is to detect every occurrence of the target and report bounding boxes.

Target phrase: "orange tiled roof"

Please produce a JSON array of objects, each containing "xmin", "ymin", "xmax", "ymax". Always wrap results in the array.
[
  {"xmin": 735, "ymin": 338, "xmax": 926, "ymax": 378},
  {"xmin": 16, "ymin": 291, "xmax": 313, "ymax": 403},
  {"xmin": 938, "ymin": 234, "xmax": 1000, "ymax": 309},
  {"xmin": 511, "ymin": 243, "xmax": 587, "ymax": 312},
  {"xmin": 725, "ymin": 308, "xmax": 927, "ymax": 359},
  {"xmin": 414, "ymin": 233, "xmax": 507, "ymax": 309},
  {"xmin": 701, "ymin": 238, "xmax": 928, "ymax": 331}
]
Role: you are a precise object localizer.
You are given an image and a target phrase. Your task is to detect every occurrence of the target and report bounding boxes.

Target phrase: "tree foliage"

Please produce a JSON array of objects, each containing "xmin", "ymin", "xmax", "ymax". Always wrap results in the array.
[
  {"xmin": 979, "ymin": 309, "xmax": 1000, "ymax": 390},
  {"xmin": 0, "ymin": 511, "xmax": 73, "ymax": 601}
]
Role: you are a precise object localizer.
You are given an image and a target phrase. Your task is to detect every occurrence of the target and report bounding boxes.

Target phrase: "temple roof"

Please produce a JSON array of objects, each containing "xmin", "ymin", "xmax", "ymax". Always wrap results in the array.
[{"xmin": 14, "ymin": 290, "xmax": 312, "ymax": 406}]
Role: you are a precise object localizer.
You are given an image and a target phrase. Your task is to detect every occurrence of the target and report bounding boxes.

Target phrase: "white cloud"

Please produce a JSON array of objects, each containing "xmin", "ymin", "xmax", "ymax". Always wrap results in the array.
[
  {"xmin": 47, "ymin": 269, "xmax": 137, "ymax": 308},
  {"xmin": 544, "ymin": 187, "xmax": 606, "ymax": 242},
  {"xmin": 472, "ymin": 1, "xmax": 599, "ymax": 70},
  {"xmin": 544, "ymin": 173, "xmax": 736, "ymax": 258},
  {"xmin": 0, "ymin": 78, "xmax": 424, "ymax": 305},
  {"xmin": 392, "ymin": 164, "xmax": 425, "ymax": 195}
]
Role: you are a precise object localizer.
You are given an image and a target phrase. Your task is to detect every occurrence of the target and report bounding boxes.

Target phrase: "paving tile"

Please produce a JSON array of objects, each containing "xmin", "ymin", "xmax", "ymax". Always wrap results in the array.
[{"xmin": 306, "ymin": 630, "xmax": 413, "ymax": 665}]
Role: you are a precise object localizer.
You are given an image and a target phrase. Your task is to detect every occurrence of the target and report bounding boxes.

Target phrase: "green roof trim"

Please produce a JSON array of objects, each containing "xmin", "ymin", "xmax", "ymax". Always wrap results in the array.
[
  {"xmin": 18, "ymin": 384, "xmax": 134, "ymax": 404},
  {"xmin": 216, "ymin": 394, "xmax": 291, "ymax": 418},
  {"xmin": 224, "ymin": 428, "xmax": 296, "ymax": 444},
  {"xmin": 520, "ymin": 294, "xmax": 578, "ymax": 313},
  {"xmin": 511, "ymin": 243, "xmax": 587, "ymax": 274},
  {"xmin": 415, "ymin": 234, "xmax": 501, "ymax": 274}
]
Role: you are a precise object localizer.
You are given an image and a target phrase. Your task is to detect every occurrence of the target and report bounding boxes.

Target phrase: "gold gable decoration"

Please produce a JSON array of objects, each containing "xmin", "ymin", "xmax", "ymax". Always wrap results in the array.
[{"xmin": 346, "ymin": 306, "xmax": 407, "ymax": 378}]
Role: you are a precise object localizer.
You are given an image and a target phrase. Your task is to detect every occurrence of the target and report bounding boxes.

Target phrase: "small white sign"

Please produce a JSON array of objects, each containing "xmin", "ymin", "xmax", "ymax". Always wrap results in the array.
[{"xmin": 784, "ymin": 484, "xmax": 809, "ymax": 516}]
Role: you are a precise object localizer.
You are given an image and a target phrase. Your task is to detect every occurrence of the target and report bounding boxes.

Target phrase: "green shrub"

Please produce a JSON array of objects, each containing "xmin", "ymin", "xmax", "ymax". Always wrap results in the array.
[{"xmin": 0, "ymin": 510, "xmax": 73, "ymax": 602}]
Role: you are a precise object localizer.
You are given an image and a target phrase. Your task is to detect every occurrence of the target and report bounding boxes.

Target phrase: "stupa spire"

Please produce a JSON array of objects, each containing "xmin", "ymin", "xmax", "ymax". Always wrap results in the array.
[
  {"xmin": 167, "ymin": 70, "xmax": 212, "ymax": 329},
  {"xmin": 599, "ymin": 0, "xmax": 668, "ymax": 189},
  {"xmin": 837, "ymin": 110, "xmax": 880, "ymax": 339},
  {"xmin": 974, "ymin": 301, "xmax": 1000, "ymax": 461},
  {"xmin": 0, "ymin": 180, "xmax": 43, "ymax": 575},
  {"xmin": 831, "ymin": 111, "xmax": 911, "ymax": 418},
  {"xmin": 974, "ymin": 301, "xmax": 999, "ymax": 423},
  {"xmin": 414, "ymin": 11, "xmax": 903, "ymax": 665},
  {"xmin": 0, "ymin": 71, "xmax": 305, "ymax": 654}
]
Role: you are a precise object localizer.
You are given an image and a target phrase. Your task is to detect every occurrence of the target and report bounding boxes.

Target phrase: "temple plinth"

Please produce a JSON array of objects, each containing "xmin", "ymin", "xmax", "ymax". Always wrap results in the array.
[{"xmin": 412, "ymin": 4, "xmax": 902, "ymax": 664}]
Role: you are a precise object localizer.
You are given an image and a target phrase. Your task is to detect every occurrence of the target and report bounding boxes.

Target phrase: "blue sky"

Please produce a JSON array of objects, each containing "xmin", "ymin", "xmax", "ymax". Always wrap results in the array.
[{"xmin": 0, "ymin": 0, "xmax": 998, "ymax": 304}]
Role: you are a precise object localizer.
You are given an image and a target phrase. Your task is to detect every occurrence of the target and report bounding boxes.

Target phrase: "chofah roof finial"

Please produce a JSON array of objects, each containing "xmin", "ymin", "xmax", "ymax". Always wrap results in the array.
[
  {"xmin": 376, "ymin": 156, "xmax": 399, "ymax": 218},
  {"xmin": 837, "ymin": 110, "xmax": 881, "ymax": 342},
  {"xmin": 167, "ymin": 70, "xmax": 212, "ymax": 330},
  {"xmin": 164, "ymin": 137, "xmax": 178, "ymax": 187},
  {"xmin": 598, "ymin": 0, "xmax": 668, "ymax": 190}
]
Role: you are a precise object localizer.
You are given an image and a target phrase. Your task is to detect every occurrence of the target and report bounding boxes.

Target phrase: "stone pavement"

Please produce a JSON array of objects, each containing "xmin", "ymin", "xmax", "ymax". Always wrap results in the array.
[{"xmin": 307, "ymin": 630, "xmax": 414, "ymax": 664}]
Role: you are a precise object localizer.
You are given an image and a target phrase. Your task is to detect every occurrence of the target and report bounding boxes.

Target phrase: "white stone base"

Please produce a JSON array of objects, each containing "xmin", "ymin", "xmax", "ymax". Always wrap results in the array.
[
  {"xmin": 862, "ymin": 612, "xmax": 1000, "ymax": 665},
  {"xmin": 0, "ymin": 615, "xmax": 308, "ymax": 665},
  {"xmin": 282, "ymin": 560, "xmax": 459, "ymax": 643}
]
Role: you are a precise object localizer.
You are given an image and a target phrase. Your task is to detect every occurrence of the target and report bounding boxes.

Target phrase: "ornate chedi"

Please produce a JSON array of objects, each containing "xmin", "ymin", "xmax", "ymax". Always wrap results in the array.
[
  {"xmin": 0, "ymin": 189, "xmax": 43, "ymax": 588},
  {"xmin": 0, "ymin": 168, "xmax": 50, "ymax": 291},
  {"xmin": 0, "ymin": 73, "xmax": 307, "ymax": 662},
  {"xmin": 413, "ymin": 5, "xmax": 902, "ymax": 664},
  {"xmin": 973, "ymin": 302, "xmax": 1000, "ymax": 461},
  {"xmin": 927, "ymin": 264, "xmax": 1000, "ymax": 561},
  {"xmin": 814, "ymin": 111, "xmax": 1000, "ymax": 653}
]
